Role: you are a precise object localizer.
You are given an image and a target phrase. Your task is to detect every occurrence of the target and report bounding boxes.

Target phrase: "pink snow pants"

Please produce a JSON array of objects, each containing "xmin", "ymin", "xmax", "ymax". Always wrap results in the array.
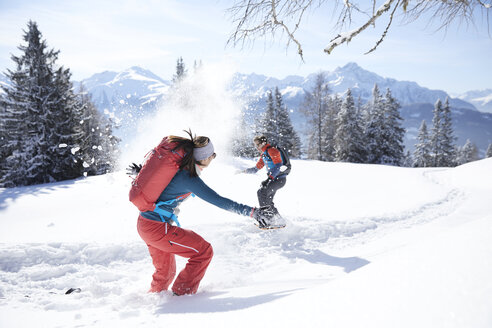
[{"xmin": 137, "ymin": 215, "xmax": 213, "ymax": 295}]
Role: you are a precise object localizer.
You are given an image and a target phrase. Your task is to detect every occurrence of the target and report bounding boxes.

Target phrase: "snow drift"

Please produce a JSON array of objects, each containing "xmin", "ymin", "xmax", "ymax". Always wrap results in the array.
[{"xmin": 1, "ymin": 157, "xmax": 491, "ymax": 328}]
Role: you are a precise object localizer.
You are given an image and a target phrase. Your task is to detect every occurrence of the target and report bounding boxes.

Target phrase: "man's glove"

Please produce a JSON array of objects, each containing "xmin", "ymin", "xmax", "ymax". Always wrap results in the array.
[
  {"xmin": 126, "ymin": 163, "xmax": 142, "ymax": 176},
  {"xmin": 251, "ymin": 206, "xmax": 275, "ymax": 228}
]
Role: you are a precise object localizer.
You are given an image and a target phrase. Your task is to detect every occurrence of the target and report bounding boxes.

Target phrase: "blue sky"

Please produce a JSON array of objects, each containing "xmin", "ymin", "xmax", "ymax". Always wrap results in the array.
[{"xmin": 0, "ymin": 0, "xmax": 491, "ymax": 94}]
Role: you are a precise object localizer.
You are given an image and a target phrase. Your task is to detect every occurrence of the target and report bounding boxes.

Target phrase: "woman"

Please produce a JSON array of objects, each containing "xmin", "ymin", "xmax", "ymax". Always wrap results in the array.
[{"xmin": 136, "ymin": 130, "xmax": 265, "ymax": 296}]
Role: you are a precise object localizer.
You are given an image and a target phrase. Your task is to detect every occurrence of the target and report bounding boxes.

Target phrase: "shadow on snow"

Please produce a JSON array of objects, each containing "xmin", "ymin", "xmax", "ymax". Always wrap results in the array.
[{"xmin": 154, "ymin": 289, "xmax": 301, "ymax": 314}]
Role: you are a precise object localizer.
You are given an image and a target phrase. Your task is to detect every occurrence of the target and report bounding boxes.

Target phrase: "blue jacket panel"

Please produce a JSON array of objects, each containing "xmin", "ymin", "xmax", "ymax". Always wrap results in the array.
[{"xmin": 140, "ymin": 169, "xmax": 253, "ymax": 222}]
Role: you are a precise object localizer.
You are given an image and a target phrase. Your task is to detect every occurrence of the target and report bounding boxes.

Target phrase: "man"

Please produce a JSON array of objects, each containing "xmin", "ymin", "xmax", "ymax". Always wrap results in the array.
[{"xmin": 242, "ymin": 136, "xmax": 291, "ymax": 220}]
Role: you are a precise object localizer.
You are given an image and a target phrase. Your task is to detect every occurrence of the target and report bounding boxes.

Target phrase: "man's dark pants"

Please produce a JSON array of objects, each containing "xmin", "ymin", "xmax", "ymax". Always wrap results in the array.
[{"xmin": 257, "ymin": 177, "xmax": 287, "ymax": 211}]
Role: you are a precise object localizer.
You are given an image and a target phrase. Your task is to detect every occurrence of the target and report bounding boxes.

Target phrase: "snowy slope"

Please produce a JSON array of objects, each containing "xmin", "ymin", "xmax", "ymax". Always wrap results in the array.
[{"xmin": 1, "ymin": 157, "xmax": 491, "ymax": 328}]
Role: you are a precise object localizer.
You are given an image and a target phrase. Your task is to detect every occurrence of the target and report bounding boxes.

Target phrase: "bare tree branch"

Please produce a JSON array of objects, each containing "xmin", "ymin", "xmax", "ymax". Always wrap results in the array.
[
  {"xmin": 226, "ymin": 0, "xmax": 492, "ymax": 58},
  {"xmin": 325, "ymin": 0, "xmax": 396, "ymax": 54},
  {"xmin": 364, "ymin": 0, "xmax": 402, "ymax": 55},
  {"xmin": 270, "ymin": 0, "xmax": 305, "ymax": 60}
]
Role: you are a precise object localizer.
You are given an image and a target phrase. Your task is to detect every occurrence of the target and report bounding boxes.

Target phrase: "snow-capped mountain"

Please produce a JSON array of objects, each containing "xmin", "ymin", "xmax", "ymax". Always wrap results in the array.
[
  {"xmin": 74, "ymin": 66, "xmax": 171, "ymax": 142},
  {"xmin": 79, "ymin": 62, "xmax": 477, "ymax": 123},
  {"xmin": 3, "ymin": 62, "xmax": 490, "ymax": 153},
  {"xmin": 76, "ymin": 66, "xmax": 169, "ymax": 107},
  {"xmin": 74, "ymin": 67, "xmax": 169, "ymax": 116},
  {"xmin": 231, "ymin": 62, "xmax": 476, "ymax": 112},
  {"xmin": 457, "ymin": 89, "xmax": 492, "ymax": 114}
]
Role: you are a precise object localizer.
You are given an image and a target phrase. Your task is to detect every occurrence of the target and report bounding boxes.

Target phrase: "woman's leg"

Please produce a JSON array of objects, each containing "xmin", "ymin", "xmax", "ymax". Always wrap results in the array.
[
  {"xmin": 146, "ymin": 244, "xmax": 176, "ymax": 293},
  {"xmin": 138, "ymin": 217, "xmax": 176, "ymax": 292},
  {"xmin": 137, "ymin": 216, "xmax": 213, "ymax": 295},
  {"xmin": 165, "ymin": 225, "xmax": 214, "ymax": 295}
]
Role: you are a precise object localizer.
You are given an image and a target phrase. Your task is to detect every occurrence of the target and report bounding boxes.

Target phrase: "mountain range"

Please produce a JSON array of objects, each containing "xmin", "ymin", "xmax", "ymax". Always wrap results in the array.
[
  {"xmin": 1, "ymin": 63, "xmax": 491, "ymax": 155},
  {"xmin": 457, "ymin": 89, "xmax": 492, "ymax": 114}
]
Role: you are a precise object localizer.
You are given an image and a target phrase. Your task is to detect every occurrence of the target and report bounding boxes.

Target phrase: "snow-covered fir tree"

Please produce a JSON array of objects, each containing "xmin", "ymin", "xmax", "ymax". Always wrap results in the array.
[
  {"xmin": 430, "ymin": 99, "xmax": 443, "ymax": 167},
  {"xmin": 0, "ymin": 21, "xmax": 60, "ymax": 186},
  {"xmin": 193, "ymin": 59, "xmax": 203, "ymax": 73},
  {"xmin": 440, "ymin": 97, "xmax": 457, "ymax": 166},
  {"xmin": 77, "ymin": 86, "xmax": 120, "ymax": 175},
  {"xmin": 0, "ymin": 95, "xmax": 10, "ymax": 180},
  {"xmin": 334, "ymin": 89, "xmax": 366, "ymax": 163},
  {"xmin": 321, "ymin": 94, "xmax": 341, "ymax": 161},
  {"xmin": 259, "ymin": 90, "xmax": 277, "ymax": 142},
  {"xmin": 0, "ymin": 21, "xmax": 119, "ymax": 187},
  {"xmin": 402, "ymin": 151, "xmax": 413, "ymax": 167},
  {"xmin": 172, "ymin": 57, "xmax": 187, "ymax": 84},
  {"xmin": 49, "ymin": 67, "xmax": 84, "ymax": 180},
  {"xmin": 302, "ymin": 73, "xmax": 330, "ymax": 161},
  {"xmin": 430, "ymin": 98, "xmax": 456, "ymax": 167},
  {"xmin": 231, "ymin": 117, "xmax": 257, "ymax": 158},
  {"xmin": 486, "ymin": 144, "xmax": 492, "ymax": 158},
  {"xmin": 273, "ymin": 87, "xmax": 301, "ymax": 158},
  {"xmin": 413, "ymin": 120, "xmax": 432, "ymax": 167},
  {"xmin": 364, "ymin": 84, "xmax": 386, "ymax": 164},
  {"xmin": 259, "ymin": 88, "xmax": 301, "ymax": 157},
  {"xmin": 0, "ymin": 84, "xmax": 26, "ymax": 187},
  {"xmin": 381, "ymin": 88, "xmax": 405, "ymax": 166},
  {"xmin": 456, "ymin": 139, "xmax": 479, "ymax": 165}
]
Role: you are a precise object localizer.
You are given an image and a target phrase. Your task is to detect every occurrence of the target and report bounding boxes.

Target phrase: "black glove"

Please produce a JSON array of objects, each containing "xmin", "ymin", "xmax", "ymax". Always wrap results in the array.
[
  {"xmin": 252, "ymin": 206, "xmax": 275, "ymax": 228},
  {"xmin": 126, "ymin": 163, "xmax": 142, "ymax": 176}
]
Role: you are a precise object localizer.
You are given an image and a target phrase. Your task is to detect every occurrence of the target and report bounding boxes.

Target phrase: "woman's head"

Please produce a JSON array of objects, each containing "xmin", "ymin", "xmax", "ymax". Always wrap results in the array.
[{"xmin": 168, "ymin": 129, "xmax": 216, "ymax": 176}]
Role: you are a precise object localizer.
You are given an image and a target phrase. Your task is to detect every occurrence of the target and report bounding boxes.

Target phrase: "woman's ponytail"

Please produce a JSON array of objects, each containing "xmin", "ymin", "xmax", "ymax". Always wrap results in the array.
[{"xmin": 168, "ymin": 129, "xmax": 210, "ymax": 177}]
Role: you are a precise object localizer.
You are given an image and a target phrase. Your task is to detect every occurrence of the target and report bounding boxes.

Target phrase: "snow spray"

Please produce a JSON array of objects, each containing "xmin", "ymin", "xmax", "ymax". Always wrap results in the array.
[{"xmin": 120, "ymin": 62, "xmax": 246, "ymax": 166}]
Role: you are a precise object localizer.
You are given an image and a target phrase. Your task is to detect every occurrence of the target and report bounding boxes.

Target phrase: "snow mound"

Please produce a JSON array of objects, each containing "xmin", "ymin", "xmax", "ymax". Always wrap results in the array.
[{"xmin": 1, "ymin": 158, "xmax": 491, "ymax": 327}]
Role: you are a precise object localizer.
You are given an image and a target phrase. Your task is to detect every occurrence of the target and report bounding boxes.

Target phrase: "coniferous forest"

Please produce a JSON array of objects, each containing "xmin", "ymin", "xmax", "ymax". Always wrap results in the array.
[
  {"xmin": 2, "ymin": 22, "xmax": 490, "ymax": 188},
  {"xmin": 0, "ymin": 21, "xmax": 119, "ymax": 187},
  {"xmin": 235, "ymin": 70, "xmax": 481, "ymax": 168}
]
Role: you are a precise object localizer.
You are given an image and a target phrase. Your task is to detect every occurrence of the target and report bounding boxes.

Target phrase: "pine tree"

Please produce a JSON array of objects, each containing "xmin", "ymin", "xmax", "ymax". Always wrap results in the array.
[
  {"xmin": 403, "ymin": 151, "xmax": 413, "ymax": 167},
  {"xmin": 231, "ymin": 113, "xmax": 257, "ymax": 158},
  {"xmin": 413, "ymin": 120, "xmax": 432, "ymax": 167},
  {"xmin": 77, "ymin": 87, "xmax": 119, "ymax": 176},
  {"xmin": 321, "ymin": 95, "xmax": 341, "ymax": 161},
  {"xmin": 193, "ymin": 59, "xmax": 203, "ymax": 73},
  {"xmin": 0, "ymin": 95, "xmax": 9, "ymax": 180},
  {"xmin": 0, "ymin": 85, "xmax": 26, "ymax": 187},
  {"xmin": 260, "ymin": 90, "xmax": 278, "ymax": 143},
  {"xmin": 486, "ymin": 144, "xmax": 492, "ymax": 158},
  {"xmin": 302, "ymin": 73, "xmax": 330, "ymax": 160},
  {"xmin": 364, "ymin": 84, "xmax": 386, "ymax": 164},
  {"xmin": 259, "ymin": 88, "xmax": 301, "ymax": 157},
  {"xmin": 172, "ymin": 57, "xmax": 187, "ymax": 84},
  {"xmin": 0, "ymin": 21, "xmax": 119, "ymax": 187},
  {"xmin": 49, "ymin": 66, "xmax": 84, "ymax": 180},
  {"xmin": 1, "ymin": 21, "xmax": 60, "ymax": 186},
  {"xmin": 456, "ymin": 139, "xmax": 479, "ymax": 165},
  {"xmin": 381, "ymin": 88, "xmax": 405, "ymax": 166},
  {"xmin": 334, "ymin": 89, "xmax": 366, "ymax": 163},
  {"xmin": 430, "ymin": 98, "xmax": 456, "ymax": 167},
  {"xmin": 273, "ymin": 87, "xmax": 301, "ymax": 158},
  {"xmin": 440, "ymin": 97, "xmax": 456, "ymax": 166},
  {"xmin": 430, "ymin": 99, "xmax": 443, "ymax": 167}
]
